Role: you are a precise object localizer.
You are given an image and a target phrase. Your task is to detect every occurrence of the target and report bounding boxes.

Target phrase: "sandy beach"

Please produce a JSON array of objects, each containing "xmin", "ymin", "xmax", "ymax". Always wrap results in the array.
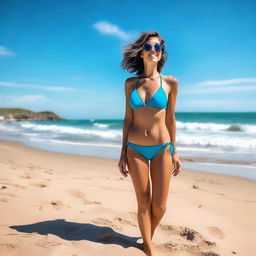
[{"xmin": 0, "ymin": 139, "xmax": 255, "ymax": 256}]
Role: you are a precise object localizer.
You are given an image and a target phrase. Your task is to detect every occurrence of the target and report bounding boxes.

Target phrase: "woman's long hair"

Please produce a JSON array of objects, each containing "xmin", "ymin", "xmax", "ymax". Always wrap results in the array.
[{"xmin": 120, "ymin": 31, "xmax": 168, "ymax": 76}]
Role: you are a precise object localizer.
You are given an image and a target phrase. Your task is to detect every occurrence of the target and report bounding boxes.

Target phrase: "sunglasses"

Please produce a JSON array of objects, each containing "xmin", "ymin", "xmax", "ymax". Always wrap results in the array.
[{"xmin": 143, "ymin": 43, "xmax": 163, "ymax": 52}]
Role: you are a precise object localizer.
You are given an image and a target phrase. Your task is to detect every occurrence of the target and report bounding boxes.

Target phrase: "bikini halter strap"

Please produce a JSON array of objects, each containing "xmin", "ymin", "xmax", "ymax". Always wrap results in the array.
[{"xmin": 135, "ymin": 73, "xmax": 162, "ymax": 89}]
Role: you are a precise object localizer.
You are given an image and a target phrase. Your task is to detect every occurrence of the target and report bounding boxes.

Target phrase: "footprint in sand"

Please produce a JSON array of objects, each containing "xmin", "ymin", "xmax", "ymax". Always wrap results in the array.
[
  {"xmin": 31, "ymin": 183, "xmax": 47, "ymax": 188},
  {"xmin": 114, "ymin": 217, "xmax": 137, "ymax": 227},
  {"xmin": 83, "ymin": 199, "xmax": 101, "ymax": 205},
  {"xmin": 207, "ymin": 226, "xmax": 224, "ymax": 239},
  {"xmin": 19, "ymin": 174, "xmax": 32, "ymax": 179},
  {"xmin": 92, "ymin": 218, "xmax": 121, "ymax": 231},
  {"xmin": 44, "ymin": 170, "xmax": 53, "ymax": 175},
  {"xmin": 14, "ymin": 184, "xmax": 26, "ymax": 189},
  {"xmin": 157, "ymin": 224, "xmax": 219, "ymax": 255},
  {"xmin": 245, "ymin": 199, "xmax": 256, "ymax": 203},
  {"xmin": 35, "ymin": 236, "xmax": 62, "ymax": 248},
  {"xmin": 50, "ymin": 201, "xmax": 63, "ymax": 210},
  {"xmin": 67, "ymin": 189, "xmax": 85, "ymax": 199},
  {"xmin": 0, "ymin": 243, "xmax": 15, "ymax": 249},
  {"xmin": 0, "ymin": 197, "xmax": 8, "ymax": 202},
  {"xmin": 201, "ymin": 252, "xmax": 221, "ymax": 256}
]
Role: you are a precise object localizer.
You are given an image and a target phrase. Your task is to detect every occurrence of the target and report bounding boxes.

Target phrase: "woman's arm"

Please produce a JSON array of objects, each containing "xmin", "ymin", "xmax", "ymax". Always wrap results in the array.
[
  {"xmin": 165, "ymin": 76, "xmax": 182, "ymax": 176},
  {"xmin": 120, "ymin": 77, "xmax": 134, "ymax": 159},
  {"xmin": 165, "ymin": 76, "xmax": 178, "ymax": 155}
]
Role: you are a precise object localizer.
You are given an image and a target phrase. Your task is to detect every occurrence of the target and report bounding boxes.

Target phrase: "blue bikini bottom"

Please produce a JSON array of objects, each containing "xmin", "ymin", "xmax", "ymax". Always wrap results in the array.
[{"xmin": 126, "ymin": 141, "xmax": 175, "ymax": 161}]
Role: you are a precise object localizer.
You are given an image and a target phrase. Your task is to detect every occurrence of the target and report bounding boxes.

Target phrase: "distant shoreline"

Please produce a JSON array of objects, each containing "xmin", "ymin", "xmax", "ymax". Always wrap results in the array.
[{"xmin": 0, "ymin": 107, "xmax": 64, "ymax": 121}]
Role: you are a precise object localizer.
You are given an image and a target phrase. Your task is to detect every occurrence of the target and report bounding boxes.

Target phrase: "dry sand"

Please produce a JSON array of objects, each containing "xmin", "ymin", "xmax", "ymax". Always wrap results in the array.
[{"xmin": 0, "ymin": 139, "xmax": 255, "ymax": 256}]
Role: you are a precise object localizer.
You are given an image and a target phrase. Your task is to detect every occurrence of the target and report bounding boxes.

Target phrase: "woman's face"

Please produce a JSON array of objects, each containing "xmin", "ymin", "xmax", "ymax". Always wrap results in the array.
[{"xmin": 140, "ymin": 37, "xmax": 162, "ymax": 64}]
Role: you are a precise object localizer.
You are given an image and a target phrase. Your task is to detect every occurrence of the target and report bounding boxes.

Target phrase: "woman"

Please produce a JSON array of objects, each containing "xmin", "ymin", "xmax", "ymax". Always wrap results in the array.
[{"xmin": 118, "ymin": 31, "xmax": 182, "ymax": 256}]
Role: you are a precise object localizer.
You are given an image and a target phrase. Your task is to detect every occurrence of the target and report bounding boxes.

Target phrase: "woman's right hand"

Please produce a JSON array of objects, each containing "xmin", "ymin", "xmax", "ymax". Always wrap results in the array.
[{"xmin": 118, "ymin": 156, "xmax": 129, "ymax": 178}]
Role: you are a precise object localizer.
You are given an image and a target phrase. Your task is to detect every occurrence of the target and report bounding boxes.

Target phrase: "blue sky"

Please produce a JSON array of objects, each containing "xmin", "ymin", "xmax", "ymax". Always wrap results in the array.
[{"xmin": 0, "ymin": 0, "xmax": 255, "ymax": 119}]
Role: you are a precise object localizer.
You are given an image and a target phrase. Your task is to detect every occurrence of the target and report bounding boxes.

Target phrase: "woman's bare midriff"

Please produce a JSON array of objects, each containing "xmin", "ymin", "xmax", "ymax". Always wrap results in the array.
[{"xmin": 127, "ymin": 108, "xmax": 170, "ymax": 145}]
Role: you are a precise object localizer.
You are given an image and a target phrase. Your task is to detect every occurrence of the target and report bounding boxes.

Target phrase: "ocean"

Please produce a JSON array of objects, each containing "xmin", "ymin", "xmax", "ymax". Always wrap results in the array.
[{"xmin": 0, "ymin": 112, "xmax": 256, "ymax": 180}]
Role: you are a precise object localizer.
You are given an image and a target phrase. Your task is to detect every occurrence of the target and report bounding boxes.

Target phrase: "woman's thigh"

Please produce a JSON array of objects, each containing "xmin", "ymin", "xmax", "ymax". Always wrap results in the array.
[
  {"xmin": 150, "ymin": 146, "xmax": 173, "ymax": 207},
  {"xmin": 126, "ymin": 147, "xmax": 151, "ymax": 206}
]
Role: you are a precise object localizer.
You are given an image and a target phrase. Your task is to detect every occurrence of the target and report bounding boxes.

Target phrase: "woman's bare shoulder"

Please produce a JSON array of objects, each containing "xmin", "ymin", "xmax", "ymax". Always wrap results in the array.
[
  {"xmin": 162, "ymin": 75, "xmax": 178, "ymax": 88},
  {"xmin": 125, "ymin": 76, "xmax": 137, "ymax": 83},
  {"xmin": 124, "ymin": 76, "xmax": 137, "ymax": 89},
  {"xmin": 162, "ymin": 74, "xmax": 178, "ymax": 82}
]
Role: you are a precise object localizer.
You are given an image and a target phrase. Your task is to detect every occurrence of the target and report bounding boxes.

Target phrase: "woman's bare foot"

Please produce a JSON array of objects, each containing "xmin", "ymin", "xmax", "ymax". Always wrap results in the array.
[{"xmin": 143, "ymin": 243, "xmax": 154, "ymax": 256}]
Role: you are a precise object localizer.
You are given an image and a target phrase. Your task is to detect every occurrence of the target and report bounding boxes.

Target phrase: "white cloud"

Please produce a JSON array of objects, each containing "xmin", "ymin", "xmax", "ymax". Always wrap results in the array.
[
  {"xmin": 180, "ymin": 85, "xmax": 256, "ymax": 95},
  {"xmin": 0, "ymin": 94, "xmax": 48, "ymax": 104},
  {"xmin": 0, "ymin": 46, "xmax": 15, "ymax": 58},
  {"xmin": 196, "ymin": 78, "xmax": 256, "ymax": 86},
  {"xmin": 0, "ymin": 81, "xmax": 93, "ymax": 93},
  {"xmin": 180, "ymin": 78, "xmax": 256, "ymax": 95},
  {"xmin": 93, "ymin": 21, "xmax": 132, "ymax": 40}
]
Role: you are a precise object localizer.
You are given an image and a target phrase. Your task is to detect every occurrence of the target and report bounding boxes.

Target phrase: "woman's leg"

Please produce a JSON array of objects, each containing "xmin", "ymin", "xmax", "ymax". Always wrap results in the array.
[
  {"xmin": 150, "ymin": 145, "xmax": 173, "ymax": 239},
  {"xmin": 126, "ymin": 146, "xmax": 153, "ymax": 255}
]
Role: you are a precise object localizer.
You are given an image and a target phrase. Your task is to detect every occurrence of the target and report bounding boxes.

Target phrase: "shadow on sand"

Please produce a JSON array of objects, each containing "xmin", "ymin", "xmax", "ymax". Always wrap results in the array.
[{"xmin": 10, "ymin": 218, "xmax": 143, "ymax": 250}]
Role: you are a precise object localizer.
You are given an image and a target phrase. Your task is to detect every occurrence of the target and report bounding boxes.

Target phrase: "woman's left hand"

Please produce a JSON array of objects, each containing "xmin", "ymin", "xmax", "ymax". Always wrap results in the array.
[{"xmin": 172, "ymin": 154, "xmax": 182, "ymax": 176}]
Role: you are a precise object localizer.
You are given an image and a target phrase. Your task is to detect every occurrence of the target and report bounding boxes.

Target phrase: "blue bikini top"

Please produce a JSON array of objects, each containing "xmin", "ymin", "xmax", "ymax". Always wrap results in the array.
[{"xmin": 129, "ymin": 73, "xmax": 168, "ymax": 110}]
